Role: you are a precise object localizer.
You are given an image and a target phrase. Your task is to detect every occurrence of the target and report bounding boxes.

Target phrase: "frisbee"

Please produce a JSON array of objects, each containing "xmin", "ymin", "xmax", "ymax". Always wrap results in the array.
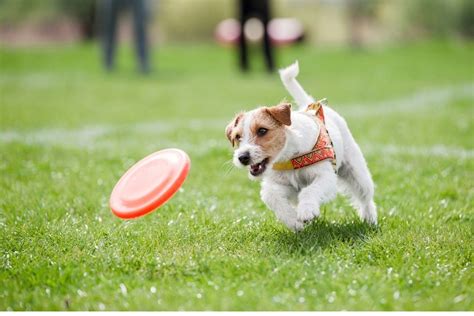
[{"xmin": 110, "ymin": 148, "xmax": 190, "ymax": 219}]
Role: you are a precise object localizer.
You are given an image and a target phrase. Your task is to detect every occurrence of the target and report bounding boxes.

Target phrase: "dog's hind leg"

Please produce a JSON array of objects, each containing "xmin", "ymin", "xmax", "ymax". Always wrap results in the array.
[{"xmin": 337, "ymin": 146, "xmax": 377, "ymax": 224}]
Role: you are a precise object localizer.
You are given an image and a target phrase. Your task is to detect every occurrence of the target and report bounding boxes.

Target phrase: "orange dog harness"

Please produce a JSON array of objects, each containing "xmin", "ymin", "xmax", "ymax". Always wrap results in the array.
[{"xmin": 272, "ymin": 99, "xmax": 337, "ymax": 171}]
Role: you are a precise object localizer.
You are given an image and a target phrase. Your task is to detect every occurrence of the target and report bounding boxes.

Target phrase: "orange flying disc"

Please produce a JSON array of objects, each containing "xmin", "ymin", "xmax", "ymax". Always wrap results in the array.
[{"xmin": 110, "ymin": 148, "xmax": 190, "ymax": 219}]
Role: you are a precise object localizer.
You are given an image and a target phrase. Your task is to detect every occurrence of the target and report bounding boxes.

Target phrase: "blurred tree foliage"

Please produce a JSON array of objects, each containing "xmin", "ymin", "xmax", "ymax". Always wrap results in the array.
[
  {"xmin": 0, "ymin": 0, "xmax": 96, "ymax": 40},
  {"xmin": 0, "ymin": 0, "xmax": 58, "ymax": 22},
  {"xmin": 157, "ymin": 0, "xmax": 232, "ymax": 42},
  {"xmin": 347, "ymin": 0, "xmax": 379, "ymax": 19},
  {"xmin": 402, "ymin": 0, "xmax": 474, "ymax": 38},
  {"xmin": 55, "ymin": 0, "xmax": 96, "ymax": 39},
  {"xmin": 347, "ymin": 0, "xmax": 380, "ymax": 48},
  {"xmin": 457, "ymin": 0, "xmax": 474, "ymax": 37}
]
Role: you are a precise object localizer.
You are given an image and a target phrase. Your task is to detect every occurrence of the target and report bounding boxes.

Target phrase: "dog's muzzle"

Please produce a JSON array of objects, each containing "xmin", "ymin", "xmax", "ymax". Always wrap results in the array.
[
  {"xmin": 250, "ymin": 158, "xmax": 269, "ymax": 177},
  {"xmin": 238, "ymin": 152, "xmax": 251, "ymax": 165}
]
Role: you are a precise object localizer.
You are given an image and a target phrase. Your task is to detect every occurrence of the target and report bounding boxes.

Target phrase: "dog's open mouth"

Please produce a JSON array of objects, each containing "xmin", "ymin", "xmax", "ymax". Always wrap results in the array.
[{"xmin": 250, "ymin": 158, "xmax": 269, "ymax": 177}]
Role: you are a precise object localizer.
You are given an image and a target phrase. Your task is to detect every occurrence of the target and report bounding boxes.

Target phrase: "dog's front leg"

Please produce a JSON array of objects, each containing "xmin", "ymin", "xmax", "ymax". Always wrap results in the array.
[
  {"xmin": 260, "ymin": 182, "xmax": 303, "ymax": 231},
  {"xmin": 296, "ymin": 167, "xmax": 338, "ymax": 222}
]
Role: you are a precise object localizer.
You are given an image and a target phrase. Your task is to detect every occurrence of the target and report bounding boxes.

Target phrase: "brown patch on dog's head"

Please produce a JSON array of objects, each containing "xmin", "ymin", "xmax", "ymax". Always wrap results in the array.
[
  {"xmin": 248, "ymin": 103, "xmax": 292, "ymax": 162},
  {"xmin": 225, "ymin": 112, "xmax": 244, "ymax": 147},
  {"xmin": 265, "ymin": 103, "xmax": 292, "ymax": 126}
]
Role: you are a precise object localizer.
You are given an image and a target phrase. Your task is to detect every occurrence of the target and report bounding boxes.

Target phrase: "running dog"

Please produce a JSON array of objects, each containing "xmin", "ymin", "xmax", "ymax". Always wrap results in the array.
[{"xmin": 225, "ymin": 61, "xmax": 377, "ymax": 231}]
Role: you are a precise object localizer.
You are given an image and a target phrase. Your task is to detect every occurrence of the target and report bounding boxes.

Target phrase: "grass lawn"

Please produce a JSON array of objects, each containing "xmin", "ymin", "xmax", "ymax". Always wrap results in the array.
[{"xmin": 0, "ymin": 40, "xmax": 473, "ymax": 311}]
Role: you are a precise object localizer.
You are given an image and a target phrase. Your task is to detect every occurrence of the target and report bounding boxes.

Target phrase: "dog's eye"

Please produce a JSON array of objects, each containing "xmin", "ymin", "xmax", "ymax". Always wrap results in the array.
[
  {"xmin": 257, "ymin": 128, "xmax": 268, "ymax": 136},
  {"xmin": 233, "ymin": 134, "xmax": 241, "ymax": 147}
]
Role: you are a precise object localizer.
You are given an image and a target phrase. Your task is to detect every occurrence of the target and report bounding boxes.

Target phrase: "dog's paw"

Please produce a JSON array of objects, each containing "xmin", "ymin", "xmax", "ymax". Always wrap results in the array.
[
  {"xmin": 359, "ymin": 200, "xmax": 377, "ymax": 225},
  {"xmin": 296, "ymin": 202, "xmax": 319, "ymax": 223},
  {"xmin": 290, "ymin": 220, "xmax": 305, "ymax": 232},
  {"xmin": 278, "ymin": 216, "xmax": 304, "ymax": 232},
  {"xmin": 361, "ymin": 212, "xmax": 378, "ymax": 225}
]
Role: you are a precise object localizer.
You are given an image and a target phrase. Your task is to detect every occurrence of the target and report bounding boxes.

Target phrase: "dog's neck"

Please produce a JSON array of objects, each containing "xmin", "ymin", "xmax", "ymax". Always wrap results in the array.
[{"xmin": 273, "ymin": 112, "xmax": 320, "ymax": 164}]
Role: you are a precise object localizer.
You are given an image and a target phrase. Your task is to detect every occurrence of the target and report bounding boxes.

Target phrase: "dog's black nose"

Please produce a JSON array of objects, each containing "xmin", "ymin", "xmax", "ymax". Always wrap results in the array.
[{"xmin": 238, "ymin": 152, "xmax": 251, "ymax": 165}]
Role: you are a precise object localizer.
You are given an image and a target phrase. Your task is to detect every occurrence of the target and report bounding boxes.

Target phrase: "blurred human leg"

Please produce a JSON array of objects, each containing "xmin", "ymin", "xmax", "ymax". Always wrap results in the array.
[
  {"xmin": 101, "ymin": 0, "xmax": 120, "ymax": 71},
  {"xmin": 132, "ymin": 0, "xmax": 150, "ymax": 73},
  {"xmin": 238, "ymin": 0, "xmax": 249, "ymax": 71},
  {"xmin": 262, "ymin": 16, "xmax": 274, "ymax": 72}
]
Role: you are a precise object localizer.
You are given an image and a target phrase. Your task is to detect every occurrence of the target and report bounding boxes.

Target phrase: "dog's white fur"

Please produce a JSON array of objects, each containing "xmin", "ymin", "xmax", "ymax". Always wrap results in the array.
[{"xmin": 232, "ymin": 61, "xmax": 377, "ymax": 231}]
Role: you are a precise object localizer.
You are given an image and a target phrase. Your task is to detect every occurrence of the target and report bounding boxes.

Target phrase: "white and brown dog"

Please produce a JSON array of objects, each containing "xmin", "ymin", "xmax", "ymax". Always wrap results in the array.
[{"xmin": 226, "ymin": 61, "xmax": 377, "ymax": 231}]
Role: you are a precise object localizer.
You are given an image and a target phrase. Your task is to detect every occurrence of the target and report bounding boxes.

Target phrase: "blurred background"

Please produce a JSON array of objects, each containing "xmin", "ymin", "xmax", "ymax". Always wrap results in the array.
[
  {"xmin": 0, "ymin": 0, "xmax": 473, "ymax": 130},
  {"xmin": 0, "ymin": 0, "xmax": 473, "ymax": 52}
]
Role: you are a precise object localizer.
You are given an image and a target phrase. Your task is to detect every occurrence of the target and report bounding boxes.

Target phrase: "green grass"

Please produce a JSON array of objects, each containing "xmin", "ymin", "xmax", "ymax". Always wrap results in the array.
[{"xmin": 0, "ymin": 41, "xmax": 473, "ymax": 311}]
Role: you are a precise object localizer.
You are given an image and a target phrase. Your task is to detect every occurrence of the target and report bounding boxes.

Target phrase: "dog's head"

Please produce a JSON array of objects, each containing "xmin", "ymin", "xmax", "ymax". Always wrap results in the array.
[{"xmin": 225, "ymin": 103, "xmax": 292, "ymax": 179}]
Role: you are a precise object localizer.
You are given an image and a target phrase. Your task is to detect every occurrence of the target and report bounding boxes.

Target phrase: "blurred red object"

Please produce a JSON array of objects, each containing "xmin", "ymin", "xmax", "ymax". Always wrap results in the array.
[
  {"xmin": 215, "ymin": 19, "xmax": 241, "ymax": 45},
  {"xmin": 215, "ymin": 18, "xmax": 304, "ymax": 46},
  {"xmin": 268, "ymin": 18, "xmax": 304, "ymax": 45}
]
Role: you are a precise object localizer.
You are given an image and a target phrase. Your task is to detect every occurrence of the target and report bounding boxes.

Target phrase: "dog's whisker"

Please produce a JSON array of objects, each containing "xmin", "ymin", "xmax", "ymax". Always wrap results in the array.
[
  {"xmin": 221, "ymin": 159, "xmax": 237, "ymax": 176},
  {"xmin": 221, "ymin": 159, "xmax": 234, "ymax": 169},
  {"xmin": 222, "ymin": 159, "xmax": 234, "ymax": 166},
  {"xmin": 224, "ymin": 164, "xmax": 235, "ymax": 177}
]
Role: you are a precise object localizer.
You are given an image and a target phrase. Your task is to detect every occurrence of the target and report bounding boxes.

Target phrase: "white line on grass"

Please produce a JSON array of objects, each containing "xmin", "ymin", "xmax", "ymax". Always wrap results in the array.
[
  {"xmin": 1, "ymin": 130, "xmax": 473, "ymax": 160},
  {"xmin": 154, "ymin": 139, "xmax": 474, "ymax": 160},
  {"xmin": 362, "ymin": 143, "xmax": 474, "ymax": 160},
  {"xmin": 2, "ymin": 120, "xmax": 472, "ymax": 159},
  {"xmin": 338, "ymin": 82, "xmax": 473, "ymax": 117},
  {"xmin": 1, "ymin": 83, "xmax": 473, "ymax": 160}
]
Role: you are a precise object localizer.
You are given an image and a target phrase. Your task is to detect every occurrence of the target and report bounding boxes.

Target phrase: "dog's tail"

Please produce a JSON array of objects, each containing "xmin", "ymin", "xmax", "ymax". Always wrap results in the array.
[{"xmin": 279, "ymin": 61, "xmax": 315, "ymax": 111}]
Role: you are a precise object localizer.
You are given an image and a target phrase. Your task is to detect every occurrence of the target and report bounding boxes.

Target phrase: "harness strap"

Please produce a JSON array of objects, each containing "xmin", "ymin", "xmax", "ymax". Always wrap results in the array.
[{"xmin": 272, "ymin": 99, "xmax": 337, "ymax": 171}]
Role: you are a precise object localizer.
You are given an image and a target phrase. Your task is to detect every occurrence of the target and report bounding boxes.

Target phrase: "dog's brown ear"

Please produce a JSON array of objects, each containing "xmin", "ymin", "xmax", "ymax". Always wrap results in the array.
[
  {"xmin": 266, "ymin": 103, "xmax": 292, "ymax": 126},
  {"xmin": 225, "ymin": 122, "xmax": 235, "ymax": 146},
  {"xmin": 225, "ymin": 112, "xmax": 243, "ymax": 147}
]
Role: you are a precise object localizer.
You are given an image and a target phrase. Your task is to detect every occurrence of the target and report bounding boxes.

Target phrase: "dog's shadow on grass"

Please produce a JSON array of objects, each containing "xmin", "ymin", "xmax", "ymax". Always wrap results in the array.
[{"xmin": 269, "ymin": 219, "xmax": 379, "ymax": 255}]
